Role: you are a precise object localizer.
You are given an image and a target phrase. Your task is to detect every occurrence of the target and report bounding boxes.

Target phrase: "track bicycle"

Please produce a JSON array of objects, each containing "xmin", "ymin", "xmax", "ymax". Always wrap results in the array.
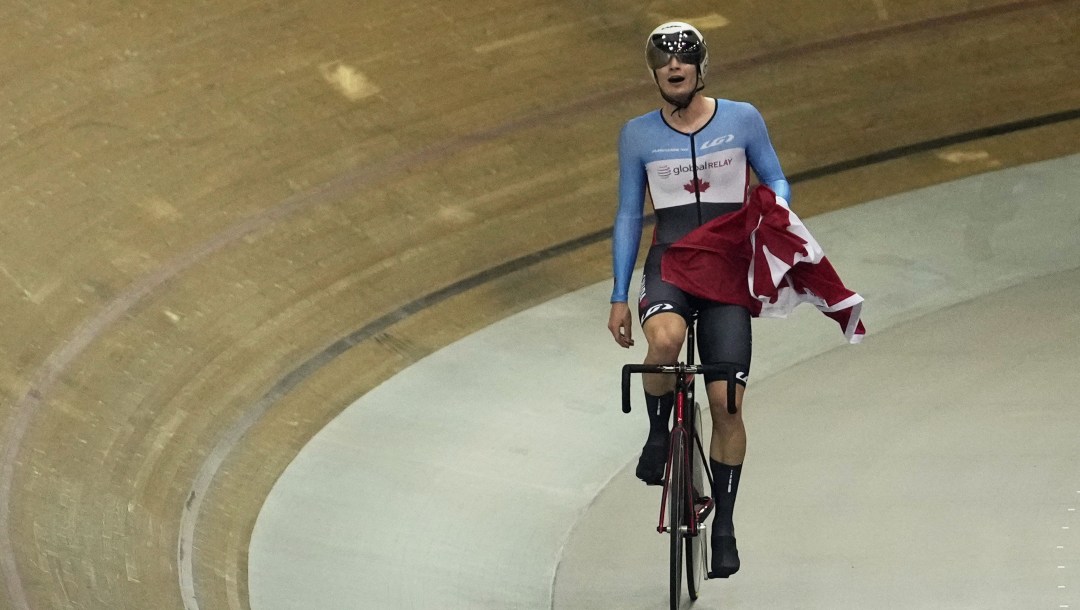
[{"xmin": 621, "ymin": 317, "xmax": 740, "ymax": 609}]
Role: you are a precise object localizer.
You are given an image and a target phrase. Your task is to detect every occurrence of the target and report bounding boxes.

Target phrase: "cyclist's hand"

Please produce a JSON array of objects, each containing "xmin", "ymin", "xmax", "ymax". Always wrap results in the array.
[{"xmin": 608, "ymin": 302, "xmax": 635, "ymax": 348}]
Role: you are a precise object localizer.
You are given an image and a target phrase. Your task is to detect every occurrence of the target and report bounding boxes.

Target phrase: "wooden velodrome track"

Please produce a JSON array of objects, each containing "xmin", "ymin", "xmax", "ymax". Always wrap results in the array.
[{"xmin": 0, "ymin": 1, "xmax": 1077, "ymax": 608}]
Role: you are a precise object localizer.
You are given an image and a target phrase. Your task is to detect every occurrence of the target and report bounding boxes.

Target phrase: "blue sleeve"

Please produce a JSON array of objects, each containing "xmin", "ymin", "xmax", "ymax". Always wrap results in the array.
[
  {"xmin": 744, "ymin": 105, "xmax": 791, "ymax": 204},
  {"xmin": 612, "ymin": 122, "xmax": 646, "ymax": 303}
]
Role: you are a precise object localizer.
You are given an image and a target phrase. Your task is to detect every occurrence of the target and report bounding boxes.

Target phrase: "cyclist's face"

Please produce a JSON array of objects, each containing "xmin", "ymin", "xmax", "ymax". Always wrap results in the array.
[{"xmin": 655, "ymin": 57, "xmax": 698, "ymax": 98}]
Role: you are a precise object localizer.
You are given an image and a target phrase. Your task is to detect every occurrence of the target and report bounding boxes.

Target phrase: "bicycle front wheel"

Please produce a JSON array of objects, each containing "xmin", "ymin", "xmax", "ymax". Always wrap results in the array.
[
  {"xmin": 685, "ymin": 404, "xmax": 708, "ymax": 600},
  {"xmin": 668, "ymin": 431, "xmax": 685, "ymax": 610}
]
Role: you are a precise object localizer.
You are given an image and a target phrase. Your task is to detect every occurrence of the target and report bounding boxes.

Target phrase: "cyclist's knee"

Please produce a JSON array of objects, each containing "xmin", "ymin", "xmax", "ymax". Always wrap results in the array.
[
  {"xmin": 709, "ymin": 393, "xmax": 741, "ymax": 418},
  {"xmin": 706, "ymin": 377, "xmax": 745, "ymax": 418},
  {"xmin": 643, "ymin": 316, "xmax": 686, "ymax": 360}
]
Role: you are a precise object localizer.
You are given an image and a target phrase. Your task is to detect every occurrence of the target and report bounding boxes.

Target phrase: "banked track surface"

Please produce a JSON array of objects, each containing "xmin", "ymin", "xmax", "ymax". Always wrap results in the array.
[{"xmin": 0, "ymin": 1, "xmax": 1077, "ymax": 608}]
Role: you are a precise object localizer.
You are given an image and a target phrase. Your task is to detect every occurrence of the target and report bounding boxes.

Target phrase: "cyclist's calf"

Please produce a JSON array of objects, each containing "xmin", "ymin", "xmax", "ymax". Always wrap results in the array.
[{"xmin": 704, "ymin": 364, "xmax": 748, "ymax": 465}]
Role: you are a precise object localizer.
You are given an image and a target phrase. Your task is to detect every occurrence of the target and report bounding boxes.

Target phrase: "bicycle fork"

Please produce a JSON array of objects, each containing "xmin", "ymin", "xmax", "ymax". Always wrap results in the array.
[{"xmin": 657, "ymin": 391, "xmax": 714, "ymax": 536}]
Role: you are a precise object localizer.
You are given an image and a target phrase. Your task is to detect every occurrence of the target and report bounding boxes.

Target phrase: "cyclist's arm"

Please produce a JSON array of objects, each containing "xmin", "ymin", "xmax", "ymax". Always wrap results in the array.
[
  {"xmin": 612, "ymin": 122, "xmax": 646, "ymax": 303},
  {"xmin": 744, "ymin": 104, "xmax": 791, "ymax": 206}
]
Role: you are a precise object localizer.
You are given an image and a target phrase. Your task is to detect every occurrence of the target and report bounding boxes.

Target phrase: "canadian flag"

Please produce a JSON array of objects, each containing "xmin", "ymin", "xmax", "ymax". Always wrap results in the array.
[{"xmin": 661, "ymin": 185, "xmax": 866, "ymax": 343}]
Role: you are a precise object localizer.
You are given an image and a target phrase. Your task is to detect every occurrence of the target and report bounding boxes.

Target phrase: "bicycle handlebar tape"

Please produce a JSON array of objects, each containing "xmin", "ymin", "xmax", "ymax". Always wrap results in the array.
[
  {"xmin": 727, "ymin": 374, "xmax": 738, "ymax": 415},
  {"xmin": 711, "ymin": 364, "xmax": 739, "ymax": 415},
  {"xmin": 620, "ymin": 364, "xmax": 654, "ymax": 413}
]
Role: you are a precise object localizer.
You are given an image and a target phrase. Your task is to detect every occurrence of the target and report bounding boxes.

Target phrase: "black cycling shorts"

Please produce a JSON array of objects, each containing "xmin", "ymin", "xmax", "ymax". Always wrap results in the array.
[{"xmin": 637, "ymin": 244, "xmax": 752, "ymax": 385}]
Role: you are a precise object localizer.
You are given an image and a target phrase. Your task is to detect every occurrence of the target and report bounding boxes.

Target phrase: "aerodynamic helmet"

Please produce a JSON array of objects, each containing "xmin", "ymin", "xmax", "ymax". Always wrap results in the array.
[{"xmin": 645, "ymin": 22, "xmax": 708, "ymax": 78}]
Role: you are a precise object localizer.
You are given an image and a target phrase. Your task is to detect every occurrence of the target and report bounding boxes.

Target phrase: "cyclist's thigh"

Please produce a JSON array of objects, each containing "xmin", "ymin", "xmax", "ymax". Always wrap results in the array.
[
  {"xmin": 638, "ymin": 245, "xmax": 693, "ymax": 327},
  {"xmin": 696, "ymin": 301, "xmax": 752, "ymax": 386}
]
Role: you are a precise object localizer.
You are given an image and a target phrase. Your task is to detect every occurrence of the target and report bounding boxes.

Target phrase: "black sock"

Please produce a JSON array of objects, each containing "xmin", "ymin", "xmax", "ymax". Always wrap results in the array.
[
  {"xmin": 710, "ymin": 460, "xmax": 742, "ymax": 537},
  {"xmin": 644, "ymin": 391, "xmax": 674, "ymax": 442}
]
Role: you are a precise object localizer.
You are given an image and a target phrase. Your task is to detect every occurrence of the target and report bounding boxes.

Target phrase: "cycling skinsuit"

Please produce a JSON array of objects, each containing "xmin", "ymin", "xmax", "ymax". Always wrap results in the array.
[{"xmin": 611, "ymin": 98, "xmax": 791, "ymax": 385}]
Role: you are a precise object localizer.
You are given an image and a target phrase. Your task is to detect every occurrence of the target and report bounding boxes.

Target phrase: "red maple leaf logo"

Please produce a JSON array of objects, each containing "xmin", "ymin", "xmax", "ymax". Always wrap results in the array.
[{"xmin": 683, "ymin": 179, "xmax": 710, "ymax": 194}]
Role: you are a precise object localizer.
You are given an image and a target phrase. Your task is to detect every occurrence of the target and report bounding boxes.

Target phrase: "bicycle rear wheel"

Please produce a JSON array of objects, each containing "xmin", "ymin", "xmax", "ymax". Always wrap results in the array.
[
  {"xmin": 685, "ymin": 404, "xmax": 708, "ymax": 600},
  {"xmin": 668, "ymin": 431, "xmax": 685, "ymax": 610}
]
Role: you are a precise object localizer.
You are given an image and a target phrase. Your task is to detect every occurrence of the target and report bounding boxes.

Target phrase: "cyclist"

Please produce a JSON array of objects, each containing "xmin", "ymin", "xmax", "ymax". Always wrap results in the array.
[{"xmin": 606, "ymin": 21, "xmax": 791, "ymax": 579}]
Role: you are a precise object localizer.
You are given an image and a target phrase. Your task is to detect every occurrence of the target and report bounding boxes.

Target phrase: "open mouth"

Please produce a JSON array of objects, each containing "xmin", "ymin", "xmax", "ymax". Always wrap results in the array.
[{"xmin": 668, "ymin": 75, "xmax": 685, "ymax": 84}]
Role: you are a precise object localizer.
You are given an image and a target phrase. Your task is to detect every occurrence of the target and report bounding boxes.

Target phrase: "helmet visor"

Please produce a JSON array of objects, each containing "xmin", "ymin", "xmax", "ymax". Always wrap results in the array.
[{"xmin": 646, "ymin": 31, "xmax": 704, "ymax": 70}]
